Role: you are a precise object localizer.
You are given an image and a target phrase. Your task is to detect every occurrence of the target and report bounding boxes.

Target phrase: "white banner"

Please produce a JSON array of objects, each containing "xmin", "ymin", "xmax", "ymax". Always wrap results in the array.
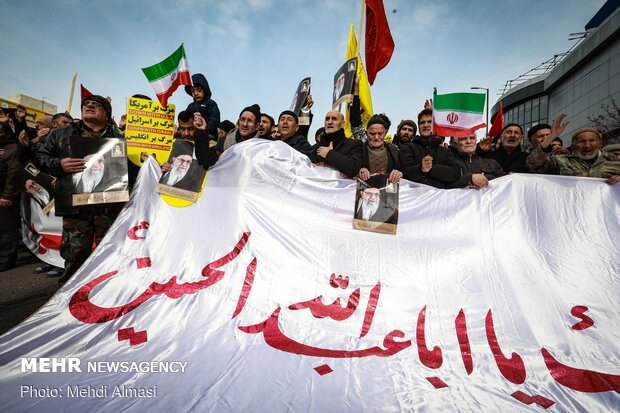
[{"xmin": 1, "ymin": 140, "xmax": 619, "ymax": 412}]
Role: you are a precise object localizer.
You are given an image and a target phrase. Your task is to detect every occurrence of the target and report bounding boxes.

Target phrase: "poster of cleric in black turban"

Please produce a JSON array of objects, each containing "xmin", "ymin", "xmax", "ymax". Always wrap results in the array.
[
  {"xmin": 290, "ymin": 77, "xmax": 311, "ymax": 126},
  {"xmin": 332, "ymin": 57, "xmax": 357, "ymax": 109},
  {"xmin": 156, "ymin": 139, "xmax": 206, "ymax": 202},
  {"xmin": 19, "ymin": 163, "xmax": 55, "ymax": 214},
  {"xmin": 353, "ymin": 174, "xmax": 399, "ymax": 235},
  {"xmin": 70, "ymin": 137, "xmax": 129, "ymax": 206}
]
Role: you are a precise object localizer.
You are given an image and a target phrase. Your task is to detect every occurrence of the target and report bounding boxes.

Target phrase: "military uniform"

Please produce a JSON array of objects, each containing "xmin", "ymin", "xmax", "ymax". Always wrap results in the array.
[{"xmin": 526, "ymin": 146, "xmax": 620, "ymax": 178}]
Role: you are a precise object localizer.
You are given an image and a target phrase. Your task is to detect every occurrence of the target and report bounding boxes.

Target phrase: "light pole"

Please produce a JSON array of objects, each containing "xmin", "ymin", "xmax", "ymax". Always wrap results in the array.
[
  {"xmin": 41, "ymin": 96, "xmax": 50, "ymax": 112},
  {"xmin": 471, "ymin": 87, "xmax": 489, "ymax": 136}
]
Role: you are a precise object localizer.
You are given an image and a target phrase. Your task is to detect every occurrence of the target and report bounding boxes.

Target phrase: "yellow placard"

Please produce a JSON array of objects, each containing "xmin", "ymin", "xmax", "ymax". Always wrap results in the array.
[{"xmin": 125, "ymin": 97, "xmax": 175, "ymax": 166}]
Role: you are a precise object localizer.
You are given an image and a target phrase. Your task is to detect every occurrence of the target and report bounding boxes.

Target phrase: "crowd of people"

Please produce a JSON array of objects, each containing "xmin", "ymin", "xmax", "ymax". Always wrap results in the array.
[{"xmin": 1, "ymin": 72, "xmax": 620, "ymax": 283}]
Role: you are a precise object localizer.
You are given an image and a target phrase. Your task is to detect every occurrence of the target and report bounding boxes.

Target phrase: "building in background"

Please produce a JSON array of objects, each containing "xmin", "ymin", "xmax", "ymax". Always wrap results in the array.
[
  {"xmin": 491, "ymin": 0, "xmax": 620, "ymax": 145},
  {"xmin": 0, "ymin": 95, "xmax": 57, "ymax": 128}
]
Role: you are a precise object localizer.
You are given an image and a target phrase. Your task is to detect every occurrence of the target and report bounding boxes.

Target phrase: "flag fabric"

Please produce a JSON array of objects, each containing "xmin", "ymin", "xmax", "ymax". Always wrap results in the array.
[
  {"xmin": 432, "ymin": 89, "xmax": 486, "ymax": 137},
  {"xmin": 80, "ymin": 84, "xmax": 93, "ymax": 101},
  {"xmin": 488, "ymin": 100, "xmax": 505, "ymax": 138},
  {"xmin": 1, "ymin": 141, "xmax": 619, "ymax": 412},
  {"xmin": 365, "ymin": 0, "xmax": 394, "ymax": 85},
  {"xmin": 345, "ymin": 24, "xmax": 373, "ymax": 137},
  {"xmin": 141, "ymin": 44, "xmax": 192, "ymax": 108},
  {"xmin": 20, "ymin": 197, "xmax": 63, "ymax": 268}
]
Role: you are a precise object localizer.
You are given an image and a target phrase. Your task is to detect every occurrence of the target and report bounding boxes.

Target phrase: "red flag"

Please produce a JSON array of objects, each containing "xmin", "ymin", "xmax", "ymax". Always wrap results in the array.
[
  {"xmin": 80, "ymin": 84, "xmax": 93, "ymax": 100},
  {"xmin": 365, "ymin": 0, "xmax": 394, "ymax": 85},
  {"xmin": 488, "ymin": 101, "xmax": 504, "ymax": 137}
]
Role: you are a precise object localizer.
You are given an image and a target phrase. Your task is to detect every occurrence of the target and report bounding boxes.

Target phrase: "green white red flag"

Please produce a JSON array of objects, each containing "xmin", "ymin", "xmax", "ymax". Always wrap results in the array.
[
  {"xmin": 141, "ymin": 44, "xmax": 192, "ymax": 107},
  {"xmin": 432, "ymin": 89, "xmax": 486, "ymax": 137}
]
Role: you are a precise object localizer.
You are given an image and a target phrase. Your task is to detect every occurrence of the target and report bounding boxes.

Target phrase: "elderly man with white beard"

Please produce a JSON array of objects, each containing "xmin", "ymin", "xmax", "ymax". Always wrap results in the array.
[
  {"xmin": 74, "ymin": 154, "xmax": 116, "ymax": 193},
  {"xmin": 354, "ymin": 175, "xmax": 397, "ymax": 224},
  {"xmin": 160, "ymin": 151, "xmax": 202, "ymax": 191},
  {"xmin": 526, "ymin": 113, "xmax": 620, "ymax": 185}
]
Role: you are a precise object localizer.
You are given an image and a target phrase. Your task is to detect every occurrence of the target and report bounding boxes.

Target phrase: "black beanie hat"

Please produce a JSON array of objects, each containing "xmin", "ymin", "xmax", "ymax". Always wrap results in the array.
[
  {"xmin": 240, "ymin": 104, "xmax": 261, "ymax": 124},
  {"xmin": 279, "ymin": 110, "xmax": 299, "ymax": 124},
  {"xmin": 502, "ymin": 123, "xmax": 523, "ymax": 135},
  {"xmin": 82, "ymin": 95, "xmax": 112, "ymax": 119},
  {"xmin": 218, "ymin": 120, "xmax": 235, "ymax": 134},
  {"xmin": 527, "ymin": 123, "xmax": 551, "ymax": 141},
  {"xmin": 397, "ymin": 119, "xmax": 416, "ymax": 134},
  {"xmin": 366, "ymin": 115, "xmax": 387, "ymax": 129}
]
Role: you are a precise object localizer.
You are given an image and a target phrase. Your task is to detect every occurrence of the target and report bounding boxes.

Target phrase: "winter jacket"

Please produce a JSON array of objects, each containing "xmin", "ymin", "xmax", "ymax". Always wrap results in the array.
[
  {"xmin": 185, "ymin": 74, "xmax": 220, "ymax": 138},
  {"xmin": 400, "ymin": 136, "xmax": 460, "ymax": 188},
  {"xmin": 313, "ymin": 129, "xmax": 363, "ymax": 178},
  {"xmin": 449, "ymin": 151, "xmax": 506, "ymax": 188},
  {"xmin": 526, "ymin": 147, "xmax": 620, "ymax": 178}
]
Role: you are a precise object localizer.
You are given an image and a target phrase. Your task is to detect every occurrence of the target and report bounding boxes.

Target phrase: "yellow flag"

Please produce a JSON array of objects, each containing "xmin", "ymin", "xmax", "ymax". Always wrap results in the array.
[
  {"xmin": 345, "ymin": 24, "xmax": 373, "ymax": 137},
  {"xmin": 66, "ymin": 72, "xmax": 78, "ymax": 113}
]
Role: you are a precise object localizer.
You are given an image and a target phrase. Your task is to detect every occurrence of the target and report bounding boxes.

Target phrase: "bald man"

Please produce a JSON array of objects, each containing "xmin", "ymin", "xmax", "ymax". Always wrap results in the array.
[{"xmin": 312, "ymin": 110, "xmax": 362, "ymax": 178}]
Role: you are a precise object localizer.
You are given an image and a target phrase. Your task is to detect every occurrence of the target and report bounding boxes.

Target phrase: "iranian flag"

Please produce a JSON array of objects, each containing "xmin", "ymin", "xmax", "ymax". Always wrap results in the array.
[
  {"xmin": 432, "ymin": 89, "xmax": 486, "ymax": 137},
  {"xmin": 141, "ymin": 44, "xmax": 192, "ymax": 108}
]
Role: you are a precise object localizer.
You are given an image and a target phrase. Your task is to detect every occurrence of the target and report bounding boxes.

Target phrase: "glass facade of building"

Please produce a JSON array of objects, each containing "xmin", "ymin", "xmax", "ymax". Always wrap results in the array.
[{"xmin": 503, "ymin": 95, "xmax": 549, "ymax": 137}]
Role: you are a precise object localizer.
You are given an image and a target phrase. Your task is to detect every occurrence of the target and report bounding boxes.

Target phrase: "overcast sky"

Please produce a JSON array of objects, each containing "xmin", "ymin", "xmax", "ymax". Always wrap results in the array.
[{"xmin": 0, "ymin": 0, "xmax": 605, "ymax": 140}]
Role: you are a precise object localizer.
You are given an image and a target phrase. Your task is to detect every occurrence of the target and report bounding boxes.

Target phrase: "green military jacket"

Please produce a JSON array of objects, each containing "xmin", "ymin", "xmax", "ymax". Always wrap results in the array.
[{"xmin": 526, "ymin": 147, "xmax": 620, "ymax": 178}]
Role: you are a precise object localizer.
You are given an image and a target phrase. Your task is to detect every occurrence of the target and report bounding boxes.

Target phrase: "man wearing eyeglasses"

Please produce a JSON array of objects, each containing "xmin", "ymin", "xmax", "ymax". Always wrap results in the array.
[
  {"xmin": 34, "ymin": 95, "xmax": 125, "ymax": 284},
  {"xmin": 221, "ymin": 104, "xmax": 261, "ymax": 152},
  {"xmin": 448, "ymin": 134, "xmax": 505, "ymax": 189}
]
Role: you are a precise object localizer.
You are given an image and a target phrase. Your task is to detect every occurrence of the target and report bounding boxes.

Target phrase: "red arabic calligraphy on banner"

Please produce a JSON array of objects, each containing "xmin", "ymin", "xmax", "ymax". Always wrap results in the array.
[{"xmin": 68, "ymin": 222, "xmax": 620, "ymax": 405}]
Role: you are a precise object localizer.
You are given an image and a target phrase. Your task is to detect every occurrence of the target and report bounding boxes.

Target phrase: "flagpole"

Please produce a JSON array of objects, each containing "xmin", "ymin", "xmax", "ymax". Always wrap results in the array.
[
  {"xmin": 356, "ymin": 0, "xmax": 364, "ymax": 57},
  {"xmin": 66, "ymin": 72, "xmax": 77, "ymax": 114}
]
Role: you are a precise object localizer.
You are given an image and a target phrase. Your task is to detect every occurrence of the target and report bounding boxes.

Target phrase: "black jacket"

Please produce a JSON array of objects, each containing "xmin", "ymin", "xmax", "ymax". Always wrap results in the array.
[
  {"xmin": 313, "ymin": 129, "xmax": 363, "ymax": 178},
  {"xmin": 33, "ymin": 122, "xmax": 123, "ymax": 216},
  {"xmin": 449, "ymin": 151, "xmax": 506, "ymax": 188},
  {"xmin": 400, "ymin": 136, "xmax": 460, "ymax": 188},
  {"xmin": 185, "ymin": 74, "xmax": 220, "ymax": 137},
  {"xmin": 283, "ymin": 134, "xmax": 316, "ymax": 161},
  {"xmin": 477, "ymin": 145, "xmax": 529, "ymax": 174}
]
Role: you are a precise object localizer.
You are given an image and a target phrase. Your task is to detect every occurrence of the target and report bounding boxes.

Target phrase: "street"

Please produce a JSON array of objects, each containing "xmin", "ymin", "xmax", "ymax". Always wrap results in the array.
[{"xmin": 0, "ymin": 249, "xmax": 61, "ymax": 336}]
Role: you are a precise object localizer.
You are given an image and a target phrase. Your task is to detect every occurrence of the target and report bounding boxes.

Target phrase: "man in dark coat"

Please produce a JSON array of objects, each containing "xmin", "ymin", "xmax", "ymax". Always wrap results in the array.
[
  {"xmin": 477, "ymin": 123, "xmax": 529, "ymax": 173},
  {"xmin": 400, "ymin": 109, "xmax": 460, "ymax": 188},
  {"xmin": 0, "ymin": 122, "xmax": 20, "ymax": 271},
  {"xmin": 358, "ymin": 115, "xmax": 402, "ymax": 184},
  {"xmin": 449, "ymin": 134, "xmax": 505, "ymax": 189},
  {"xmin": 277, "ymin": 110, "xmax": 316, "ymax": 161},
  {"xmin": 312, "ymin": 110, "xmax": 362, "ymax": 178}
]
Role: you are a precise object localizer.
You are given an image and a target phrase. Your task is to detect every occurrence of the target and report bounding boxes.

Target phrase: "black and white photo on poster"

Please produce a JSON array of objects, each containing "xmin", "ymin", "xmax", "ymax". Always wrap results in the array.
[
  {"xmin": 289, "ymin": 77, "xmax": 311, "ymax": 125},
  {"xmin": 332, "ymin": 58, "xmax": 358, "ymax": 109},
  {"xmin": 18, "ymin": 163, "xmax": 55, "ymax": 213}
]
